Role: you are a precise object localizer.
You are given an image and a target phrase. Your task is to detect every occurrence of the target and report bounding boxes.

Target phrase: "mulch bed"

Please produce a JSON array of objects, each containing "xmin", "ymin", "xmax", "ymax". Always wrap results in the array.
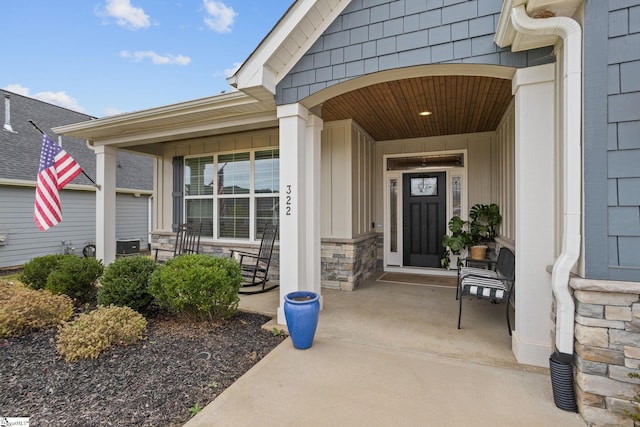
[{"xmin": 0, "ymin": 310, "xmax": 286, "ymax": 426}]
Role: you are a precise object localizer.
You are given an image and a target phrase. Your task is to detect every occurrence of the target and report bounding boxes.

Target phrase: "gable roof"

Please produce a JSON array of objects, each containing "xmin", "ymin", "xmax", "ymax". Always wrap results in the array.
[
  {"xmin": 0, "ymin": 89, "xmax": 153, "ymax": 191},
  {"xmin": 228, "ymin": 0, "xmax": 352, "ymax": 100}
]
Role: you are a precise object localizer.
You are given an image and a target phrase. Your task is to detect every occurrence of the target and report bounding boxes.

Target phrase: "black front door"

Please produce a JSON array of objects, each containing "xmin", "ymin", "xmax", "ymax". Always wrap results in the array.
[{"xmin": 402, "ymin": 172, "xmax": 446, "ymax": 268}]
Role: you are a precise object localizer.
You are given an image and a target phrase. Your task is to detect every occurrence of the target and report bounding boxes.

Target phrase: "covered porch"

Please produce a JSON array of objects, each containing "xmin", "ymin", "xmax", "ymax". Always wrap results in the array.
[
  {"xmin": 53, "ymin": 60, "xmax": 557, "ymax": 368},
  {"xmin": 241, "ymin": 273, "xmax": 518, "ymax": 368},
  {"xmin": 52, "ymin": 0, "xmax": 567, "ymax": 369},
  {"xmin": 184, "ymin": 274, "xmax": 586, "ymax": 426}
]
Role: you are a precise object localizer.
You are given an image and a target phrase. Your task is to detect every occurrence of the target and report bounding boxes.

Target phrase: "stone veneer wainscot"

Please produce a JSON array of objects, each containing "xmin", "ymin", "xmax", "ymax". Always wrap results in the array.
[
  {"xmin": 321, "ymin": 232, "xmax": 378, "ymax": 291},
  {"xmin": 569, "ymin": 277, "xmax": 640, "ymax": 427},
  {"xmin": 152, "ymin": 230, "xmax": 380, "ymax": 290},
  {"xmin": 151, "ymin": 230, "xmax": 280, "ymax": 281}
]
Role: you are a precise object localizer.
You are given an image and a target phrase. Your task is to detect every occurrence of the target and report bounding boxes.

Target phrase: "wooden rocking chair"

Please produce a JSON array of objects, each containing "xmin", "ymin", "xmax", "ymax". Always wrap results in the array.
[
  {"xmin": 231, "ymin": 224, "xmax": 278, "ymax": 295},
  {"xmin": 154, "ymin": 222, "xmax": 202, "ymax": 262}
]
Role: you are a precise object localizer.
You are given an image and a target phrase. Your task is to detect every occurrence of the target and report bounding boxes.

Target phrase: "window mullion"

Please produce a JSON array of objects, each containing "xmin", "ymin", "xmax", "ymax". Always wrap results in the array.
[
  {"xmin": 213, "ymin": 155, "xmax": 219, "ymax": 239},
  {"xmin": 250, "ymin": 151, "xmax": 255, "ymax": 242}
]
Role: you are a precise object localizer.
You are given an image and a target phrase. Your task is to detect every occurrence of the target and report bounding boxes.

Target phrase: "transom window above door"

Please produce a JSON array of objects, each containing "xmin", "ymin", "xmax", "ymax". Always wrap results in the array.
[{"xmin": 386, "ymin": 153, "xmax": 464, "ymax": 171}]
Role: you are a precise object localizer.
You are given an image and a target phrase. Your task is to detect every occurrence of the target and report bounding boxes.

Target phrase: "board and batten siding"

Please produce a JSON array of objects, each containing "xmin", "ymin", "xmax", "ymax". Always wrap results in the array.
[
  {"xmin": 321, "ymin": 119, "xmax": 375, "ymax": 239},
  {"xmin": 0, "ymin": 186, "xmax": 150, "ymax": 268},
  {"xmin": 494, "ymin": 100, "xmax": 515, "ymax": 243},
  {"xmin": 352, "ymin": 123, "xmax": 376, "ymax": 236}
]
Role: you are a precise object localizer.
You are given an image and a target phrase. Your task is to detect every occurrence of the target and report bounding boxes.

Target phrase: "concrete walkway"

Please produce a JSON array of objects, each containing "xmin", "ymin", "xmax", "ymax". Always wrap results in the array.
[{"xmin": 185, "ymin": 274, "xmax": 586, "ymax": 427}]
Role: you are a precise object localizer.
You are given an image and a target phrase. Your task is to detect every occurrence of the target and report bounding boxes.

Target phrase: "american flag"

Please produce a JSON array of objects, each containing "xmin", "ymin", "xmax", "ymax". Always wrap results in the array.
[{"xmin": 34, "ymin": 133, "xmax": 82, "ymax": 231}]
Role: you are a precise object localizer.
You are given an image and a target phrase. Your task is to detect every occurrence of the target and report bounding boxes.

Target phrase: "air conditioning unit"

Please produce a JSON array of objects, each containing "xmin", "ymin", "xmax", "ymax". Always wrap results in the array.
[{"xmin": 117, "ymin": 239, "xmax": 140, "ymax": 255}]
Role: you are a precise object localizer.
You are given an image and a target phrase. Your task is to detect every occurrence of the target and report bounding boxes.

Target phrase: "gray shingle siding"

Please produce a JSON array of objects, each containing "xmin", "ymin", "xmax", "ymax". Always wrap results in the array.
[
  {"xmin": 585, "ymin": 0, "xmax": 640, "ymax": 280},
  {"xmin": 276, "ymin": 0, "xmax": 554, "ymax": 105}
]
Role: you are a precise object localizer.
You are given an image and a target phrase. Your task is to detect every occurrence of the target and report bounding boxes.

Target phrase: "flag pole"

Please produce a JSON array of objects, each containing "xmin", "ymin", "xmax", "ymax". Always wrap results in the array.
[{"xmin": 29, "ymin": 120, "xmax": 101, "ymax": 190}]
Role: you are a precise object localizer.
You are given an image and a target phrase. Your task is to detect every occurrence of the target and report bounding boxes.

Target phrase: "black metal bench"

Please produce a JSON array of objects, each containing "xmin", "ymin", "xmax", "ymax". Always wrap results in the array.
[{"xmin": 457, "ymin": 247, "xmax": 515, "ymax": 335}]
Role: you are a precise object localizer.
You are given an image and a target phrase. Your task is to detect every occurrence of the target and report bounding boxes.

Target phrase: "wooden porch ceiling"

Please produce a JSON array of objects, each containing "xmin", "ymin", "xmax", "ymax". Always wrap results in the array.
[{"xmin": 320, "ymin": 75, "xmax": 513, "ymax": 141}]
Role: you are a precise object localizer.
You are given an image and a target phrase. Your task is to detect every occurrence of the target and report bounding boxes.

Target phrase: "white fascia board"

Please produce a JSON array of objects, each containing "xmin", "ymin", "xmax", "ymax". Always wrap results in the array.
[
  {"xmin": 269, "ymin": 1, "xmax": 349, "ymax": 83},
  {"xmin": 231, "ymin": 0, "xmax": 350, "ymax": 92},
  {"xmin": 89, "ymin": 111, "xmax": 278, "ymax": 147},
  {"xmin": 230, "ymin": 0, "xmax": 315, "ymax": 91},
  {"xmin": 240, "ymin": 67, "xmax": 278, "ymax": 99},
  {"xmin": 53, "ymin": 91, "xmax": 267, "ymax": 141},
  {"xmin": 54, "ymin": 91, "xmax": 253, "ymax": 134},
  {"xmin": 495, "ymin": 0, "xmax": 516, "ymax": 48},
  {"xmin": 495, "ymin": 0, "xmax": 524, "ymax": 48}
]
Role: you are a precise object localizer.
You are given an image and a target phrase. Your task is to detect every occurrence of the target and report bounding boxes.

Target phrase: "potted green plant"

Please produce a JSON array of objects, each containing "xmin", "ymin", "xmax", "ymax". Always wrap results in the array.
[
  {"xmin": 468, "ymin": 203, "xmax": 502, "ymax": 258},
  {"xmin": 469, "ymin": 203, "xmax": 502, "ymax": 242},
  {"xmin": 441, "ymin": 216, "xmax": 472, "ymax": 269},
  {"xmin": 441, "ymin": 203, "xmax": 502, "ymax": 268}
]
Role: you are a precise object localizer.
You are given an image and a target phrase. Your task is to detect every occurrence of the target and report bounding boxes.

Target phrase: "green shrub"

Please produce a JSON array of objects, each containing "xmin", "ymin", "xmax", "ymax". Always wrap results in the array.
[
  {"xmin": 627, "ymin": 370, "xmax": 640, "ymax": 421},
  {"xmin": 0, "ymin": 280, "xmax": 74, "ymax": 337},
  {"xmin": 97, "ymin": 256, "xmax": 156, "ymax": 312},
  {"xmin": 45, "ymin": 256, "xmax": 104, "ymax": 303},
  {"xmin": 19, "ymin": 254, "xmax": 67, "ymax": 290},
  {"xmin": 149, "ymin": 254, "xmax": 242, "ymax": 321},
  {"xmin": 56, "ymin": 305, "xmax": 147, "ymax": 361}
]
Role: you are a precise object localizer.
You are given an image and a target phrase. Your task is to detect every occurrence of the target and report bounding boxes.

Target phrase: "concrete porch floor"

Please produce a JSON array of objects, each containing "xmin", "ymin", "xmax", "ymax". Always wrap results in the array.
[{"xmin": 185, "ymin": 273, "xmax": 586, "ymax": 426}]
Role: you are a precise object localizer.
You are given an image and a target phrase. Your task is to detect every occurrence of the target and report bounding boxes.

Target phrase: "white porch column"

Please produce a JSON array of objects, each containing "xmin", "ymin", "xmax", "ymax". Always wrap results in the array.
[
  {"xmin": 276, "ymin": 103, "xmax": 323, "ymax": 325},
  {"xmin": 305, "ymin": 114, "xmax": 323, "ymax": 299},
  {"xmin": 95, "ymin": 144, "xmax": 117, "ymax": 265},
  {"xmin": 512, "ymin": 63, "xmax": 556, "ymax": 367}
]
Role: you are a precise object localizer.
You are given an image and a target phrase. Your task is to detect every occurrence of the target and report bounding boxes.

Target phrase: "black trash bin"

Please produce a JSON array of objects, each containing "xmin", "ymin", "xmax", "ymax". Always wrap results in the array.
[{"xmin": 549, "ymin": 351, "xmax": 578, "ymax": 412}]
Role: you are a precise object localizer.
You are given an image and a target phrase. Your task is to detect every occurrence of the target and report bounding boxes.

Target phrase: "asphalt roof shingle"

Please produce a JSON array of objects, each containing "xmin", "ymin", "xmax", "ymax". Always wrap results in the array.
[{"xmin": 0, "ymin": 89, "xmax": 153, "ymax": 191}]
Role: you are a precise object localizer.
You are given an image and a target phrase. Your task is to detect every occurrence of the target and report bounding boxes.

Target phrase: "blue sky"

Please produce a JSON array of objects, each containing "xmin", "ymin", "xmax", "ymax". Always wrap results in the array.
[{"xmin": 1, "ymin": 0, "xmax": 292, "ymax": 118}]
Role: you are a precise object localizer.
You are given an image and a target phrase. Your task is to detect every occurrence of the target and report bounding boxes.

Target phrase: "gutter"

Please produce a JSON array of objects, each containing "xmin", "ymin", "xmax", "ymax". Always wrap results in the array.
[
  {"xmin": 0, "ymin": 178, "xmax": 151, "ymax": 195},
  {"xmin": 510, "ymin": 6, "xmax": 582, "ymax": 355}
]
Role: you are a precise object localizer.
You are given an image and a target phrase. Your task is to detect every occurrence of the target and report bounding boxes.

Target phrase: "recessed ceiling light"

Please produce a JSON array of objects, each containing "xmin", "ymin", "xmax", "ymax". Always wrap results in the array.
[{"xmin": 419, "ymin": 111, "xmax": 432, "ymax": 116}]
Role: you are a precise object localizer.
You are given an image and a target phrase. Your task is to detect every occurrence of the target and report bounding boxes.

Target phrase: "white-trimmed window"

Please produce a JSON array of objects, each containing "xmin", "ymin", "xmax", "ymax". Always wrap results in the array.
[{"xmin": 184, "ymin": 149, "xmax": 279, "ymax": 241}]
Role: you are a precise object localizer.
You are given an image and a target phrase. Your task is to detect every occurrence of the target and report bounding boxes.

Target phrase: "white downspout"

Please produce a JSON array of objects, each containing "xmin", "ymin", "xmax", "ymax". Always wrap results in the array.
[{"xmin": 511, "ymin": 6, "xmax": 582, "ymax": 355}]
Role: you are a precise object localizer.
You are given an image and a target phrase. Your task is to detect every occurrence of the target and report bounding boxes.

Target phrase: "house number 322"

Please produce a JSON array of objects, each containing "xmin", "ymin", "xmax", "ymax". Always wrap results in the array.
[{"xmin": 285, "ymin": 185, "xmax": 292, "ymax": 215}]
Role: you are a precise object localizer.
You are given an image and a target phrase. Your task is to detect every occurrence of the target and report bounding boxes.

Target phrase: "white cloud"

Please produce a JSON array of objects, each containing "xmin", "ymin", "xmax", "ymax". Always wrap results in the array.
[
  {"xmin": 35, "ymin": 92, "xmax": 86, "ymax": 113},
  {"xmin": 203, "ymin": 0, "xmax": 237, "ymax": 33},
  {"xmin": 120, "ymin": 50, "xmax": 191, "ymax": 65},
  {"xmin": 4, "ymin": 83, "xmax": 30, "ymax": 96},
  {"xmin": 100, "ymin": 0, "xmax": 150, "ymax": 30},
  {"xmin": 3, "ymin": 84, "xmax": 85, "ymax": 113},
  {"xmin": 223, "ymin": 62, "xmax": 242, "ymax": 78},
  {"xmin": 102, "ymin": 107, "xmax": 125, "ymax": 117}
]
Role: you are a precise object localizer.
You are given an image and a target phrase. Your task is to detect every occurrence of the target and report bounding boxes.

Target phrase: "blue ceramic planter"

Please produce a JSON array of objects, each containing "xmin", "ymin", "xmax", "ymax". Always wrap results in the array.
[{"xmin": 284, "ymin": 291, "xmax": 320, "ymax": 350}]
